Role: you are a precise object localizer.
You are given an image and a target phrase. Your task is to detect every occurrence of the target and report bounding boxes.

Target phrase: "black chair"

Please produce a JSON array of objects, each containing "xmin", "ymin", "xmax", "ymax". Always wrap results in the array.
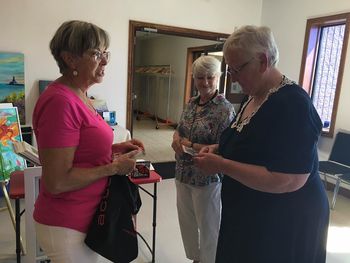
[{"xmin": 319, "ymin": 131, "xmax": 350, "ymax": 209}]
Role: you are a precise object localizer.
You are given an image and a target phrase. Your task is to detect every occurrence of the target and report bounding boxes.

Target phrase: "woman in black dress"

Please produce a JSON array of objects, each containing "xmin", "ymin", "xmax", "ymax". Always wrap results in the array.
[{"xmin": 194, "ymin": 25, "xmax": 329, "ymax": 263}]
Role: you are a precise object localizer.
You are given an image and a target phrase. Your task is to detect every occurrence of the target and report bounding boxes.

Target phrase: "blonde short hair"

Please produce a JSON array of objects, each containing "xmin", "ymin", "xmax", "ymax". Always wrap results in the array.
[
  {"xmin": 223, "ymin": 25, "xmax": 279, "ymax": 67},
  {"xmin": 50, "ymin": 20, "xmax": 110, "ymax": 73},
  {"xmin": 192, "ymin": 55, "xmax": 221, "ymax": 78}
]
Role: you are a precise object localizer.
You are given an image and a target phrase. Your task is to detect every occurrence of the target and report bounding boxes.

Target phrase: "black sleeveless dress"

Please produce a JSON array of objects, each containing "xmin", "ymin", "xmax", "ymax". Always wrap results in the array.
[{"xmin": 215, "ymin": 83, "xmax": 329, "ymax": 263}]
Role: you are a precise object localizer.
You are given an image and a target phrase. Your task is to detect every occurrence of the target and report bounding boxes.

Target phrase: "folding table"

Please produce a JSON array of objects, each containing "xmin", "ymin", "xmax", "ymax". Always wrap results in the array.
[{"xmin": 129, "ymin": 170, "xmax": 162, "ymax": 263}]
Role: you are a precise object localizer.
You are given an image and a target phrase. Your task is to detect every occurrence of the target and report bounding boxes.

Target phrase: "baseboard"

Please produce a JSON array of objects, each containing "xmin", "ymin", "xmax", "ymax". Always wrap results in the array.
[{"xmin": 152, "ymin": 161, "xmax": 175, "ymax": 180}]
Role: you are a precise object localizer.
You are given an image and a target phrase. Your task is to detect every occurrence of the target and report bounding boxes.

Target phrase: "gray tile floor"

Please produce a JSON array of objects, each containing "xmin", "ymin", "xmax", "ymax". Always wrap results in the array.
[
  {"xmin": 1, "ymin": 182, "xmax": 350, "ymax": 263},
  {"xmin": 132, "ymin": 118, "xmax": 175, "ymax": 163}
]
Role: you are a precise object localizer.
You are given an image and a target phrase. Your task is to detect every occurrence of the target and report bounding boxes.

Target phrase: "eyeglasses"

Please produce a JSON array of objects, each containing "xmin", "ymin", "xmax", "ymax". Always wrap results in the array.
[
  {"xmin": 90, "ymin": 50, "xmax": 111, "ymax": 63},
  {"xmin": 226, "ymin": 57, "xmax": 254, "ymax": 76}
]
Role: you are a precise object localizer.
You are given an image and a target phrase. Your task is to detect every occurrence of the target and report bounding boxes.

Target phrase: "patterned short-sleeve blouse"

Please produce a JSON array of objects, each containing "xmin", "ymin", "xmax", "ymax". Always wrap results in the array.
[{"xmin": 175, "ymin": 93, "xmax": 234, "ymax": 186}]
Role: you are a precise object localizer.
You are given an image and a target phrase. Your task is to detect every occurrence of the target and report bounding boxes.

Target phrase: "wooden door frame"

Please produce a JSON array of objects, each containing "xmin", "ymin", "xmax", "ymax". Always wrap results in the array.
[{"xmin": 127, "ymin": 20, "xmax": 229, "ymax": 131}]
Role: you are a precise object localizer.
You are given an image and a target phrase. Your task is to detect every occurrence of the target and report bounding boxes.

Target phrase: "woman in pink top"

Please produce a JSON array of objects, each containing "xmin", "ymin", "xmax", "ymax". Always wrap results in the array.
[{"xmin": 33, "ymin": 20, "xmax": 144, "ymax": 263}]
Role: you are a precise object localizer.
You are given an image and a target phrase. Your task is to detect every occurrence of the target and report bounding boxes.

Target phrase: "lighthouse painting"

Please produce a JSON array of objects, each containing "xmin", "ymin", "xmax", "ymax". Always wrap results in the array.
[{"xmin": 0, "ymin": 52, "xmax": 25, "ymax": 124}]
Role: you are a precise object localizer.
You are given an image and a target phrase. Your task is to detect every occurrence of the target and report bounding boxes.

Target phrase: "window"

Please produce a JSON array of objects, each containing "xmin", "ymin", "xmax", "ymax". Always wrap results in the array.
[{"xmin": 299, "ymin": 13, "xmax": 350, "ymax": 137}]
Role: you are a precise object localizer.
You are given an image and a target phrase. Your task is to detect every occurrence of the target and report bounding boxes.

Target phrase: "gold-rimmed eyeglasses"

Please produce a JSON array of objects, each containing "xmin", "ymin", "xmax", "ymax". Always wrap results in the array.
[
  {"xmin": 226, "ymin": 57, "xmax": 254, "ymax": 76},
  {"xmin": 91, "ymin": 50, "xmax": 111, "ymax": 63}
]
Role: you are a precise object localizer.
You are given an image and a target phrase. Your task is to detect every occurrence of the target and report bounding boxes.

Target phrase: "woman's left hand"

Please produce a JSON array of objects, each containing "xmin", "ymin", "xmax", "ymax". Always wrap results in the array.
[
  {"xmin": 193, "ymin": 152, "xmax": 224, "ymax": 175},
  {"xmin": 112, "ymin": 138, "xmax": 145, "ymax": 155}
]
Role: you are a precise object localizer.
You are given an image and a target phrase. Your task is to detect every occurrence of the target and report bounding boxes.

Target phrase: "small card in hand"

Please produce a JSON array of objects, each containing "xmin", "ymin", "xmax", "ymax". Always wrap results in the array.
[
  {"xmin": 182, "ymin": 145, "xmax": 196, "ymax": 156},
  {"xmin": 182, "ymin": 145, "xmax": 196, "ymax": 164},
  {"xmin": 130, "ymin": 160, "xmax": 151, "ymax": 178}
]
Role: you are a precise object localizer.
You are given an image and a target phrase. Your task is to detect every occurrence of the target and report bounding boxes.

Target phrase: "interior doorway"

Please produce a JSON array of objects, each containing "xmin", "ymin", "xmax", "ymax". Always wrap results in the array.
[
  {"xmin": 127, "ymin": 20, "xmax": 229, "ymax": 132},
  {"xmin": 127, "ymin": 21, "xmax": 229, "ymax": 163}
]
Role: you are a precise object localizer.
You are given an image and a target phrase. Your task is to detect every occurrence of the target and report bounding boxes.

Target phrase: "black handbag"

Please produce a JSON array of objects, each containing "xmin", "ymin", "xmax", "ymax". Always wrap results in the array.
[{"xmin": 85, "ymin": 175, "xmax": 142, "ymax": 263}]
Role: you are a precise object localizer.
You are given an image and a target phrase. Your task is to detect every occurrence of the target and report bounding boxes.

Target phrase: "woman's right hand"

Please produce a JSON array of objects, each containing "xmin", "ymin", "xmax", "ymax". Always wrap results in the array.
[
  {"xmin": 112, "ymin": 138, "xmax": 145, "ymax": 155},
  {"xmin": 111, "ymin": 149, "xmax": 139, "ymax": 175},
  {"xmin": 199, "ymin": 144, "xmax": 219, "ymax": 154},
  {"xmin": 193, "ymin": 151, "xmax": 224, "ymax": 175}
]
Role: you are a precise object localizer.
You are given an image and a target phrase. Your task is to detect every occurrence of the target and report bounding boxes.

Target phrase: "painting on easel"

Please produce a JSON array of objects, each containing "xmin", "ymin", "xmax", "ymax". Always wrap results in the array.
[
  {"xmin": 0, "ymin": 106, "xmax": 26, "ymax": 181},
  {"xmin": 0, "ymin": 53, "xmax": 25, "ymax": 124}
]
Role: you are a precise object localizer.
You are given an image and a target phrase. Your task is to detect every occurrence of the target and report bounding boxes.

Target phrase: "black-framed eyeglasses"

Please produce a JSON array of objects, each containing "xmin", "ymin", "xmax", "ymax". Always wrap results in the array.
[
  {"xmin": 226, "ymin": 57, "xmax": 254, "ymax": 76},
  {"xmin": 91, "ymin": 50, "xmax": 111, "ymax": 63}
]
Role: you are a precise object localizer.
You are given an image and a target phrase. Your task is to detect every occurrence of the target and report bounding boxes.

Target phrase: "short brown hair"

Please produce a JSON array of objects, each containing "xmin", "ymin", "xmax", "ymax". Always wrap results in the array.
[{"xmin": 50, "ymin": 20, "xmax": 110, "ymax": 73}]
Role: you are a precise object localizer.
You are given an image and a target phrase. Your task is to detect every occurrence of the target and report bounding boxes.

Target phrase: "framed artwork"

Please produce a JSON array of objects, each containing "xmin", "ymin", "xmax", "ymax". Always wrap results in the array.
[
  {"xmin": 0, "ymin": 106, "xmax": 26, "ymax": 181},
  {"xmin": 0, "ymin": 52, "xmax": 25, "ymax": 124},
  {"xmin": 38, "ymin": 80, "xmax": 52, "ymax": 94}
]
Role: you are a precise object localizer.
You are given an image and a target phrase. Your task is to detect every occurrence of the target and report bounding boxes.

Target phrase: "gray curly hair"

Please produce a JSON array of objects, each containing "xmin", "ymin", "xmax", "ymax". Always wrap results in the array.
[
  {"xmin": 192, "ymin": 55, "xmax": 221, "ymax": 78},
  {"xmin": 223, "ymin": 25, "xmax": 279, "ymax": 67}
]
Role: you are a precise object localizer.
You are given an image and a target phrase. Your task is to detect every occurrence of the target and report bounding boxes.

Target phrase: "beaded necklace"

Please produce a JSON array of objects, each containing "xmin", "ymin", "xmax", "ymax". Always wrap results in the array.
[{"xmin": 231, "ymin": 75, "xmax": 294, "ymax": 132}]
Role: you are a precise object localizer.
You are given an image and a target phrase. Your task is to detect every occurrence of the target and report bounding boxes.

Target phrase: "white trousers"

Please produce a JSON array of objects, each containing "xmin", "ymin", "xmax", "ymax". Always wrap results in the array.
[
  {"xmin": 175, "ymin": 180, "xmax": 222, "ymax": 263},
  {"xmin": 35, "ymin": 222, "xmax": 100, "ymax": 263}
]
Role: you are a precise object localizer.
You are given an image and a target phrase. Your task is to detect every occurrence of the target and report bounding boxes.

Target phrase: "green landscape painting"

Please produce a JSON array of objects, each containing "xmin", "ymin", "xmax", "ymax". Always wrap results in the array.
[{"xmin": 0, "ymin": 53, "xmax": 25, "ymax": 124}]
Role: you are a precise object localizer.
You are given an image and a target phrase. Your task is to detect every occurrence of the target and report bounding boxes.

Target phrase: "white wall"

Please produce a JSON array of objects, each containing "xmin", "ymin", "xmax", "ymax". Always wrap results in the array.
[
  {"xmin": 0, "ymin": 0, "xmax": 262, "ymax": 127},
  {"xmin": 1, "ymin": 0, "xmax": 349, "ymax": 157},
  {"xmin": 261, "ymin": 0, "xmax": 350, "ymax": 157}
]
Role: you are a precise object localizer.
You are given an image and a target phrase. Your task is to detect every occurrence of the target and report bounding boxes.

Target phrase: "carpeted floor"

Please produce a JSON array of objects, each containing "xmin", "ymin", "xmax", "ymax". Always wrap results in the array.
[{"xmin": 153, "ymin": 161, "xmax": 175, "ymax": 179}]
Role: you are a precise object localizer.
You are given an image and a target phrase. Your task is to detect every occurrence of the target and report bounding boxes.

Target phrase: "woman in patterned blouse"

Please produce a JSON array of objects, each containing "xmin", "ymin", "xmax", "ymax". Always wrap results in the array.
[{"xmin": 171, "ymin": 55, "xmax": 234, "ymax": 263}]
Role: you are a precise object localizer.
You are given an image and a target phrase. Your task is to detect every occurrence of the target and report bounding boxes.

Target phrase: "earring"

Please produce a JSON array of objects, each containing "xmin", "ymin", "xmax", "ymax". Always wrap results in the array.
[{"xmin": 73, "ymin": 70, "xmax": 78, "ymax": 77}]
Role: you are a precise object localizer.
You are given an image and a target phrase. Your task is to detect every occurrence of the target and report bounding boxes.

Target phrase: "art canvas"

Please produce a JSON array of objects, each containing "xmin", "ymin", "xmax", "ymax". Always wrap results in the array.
[
  {"xmin": 0, "ymin": 53, "xmax": 25, "ymax": 124},
  {"xmin": 38, "ymin": 80, "xmax": 52, "ymax": 94},
  {"xmin": 0, "ymin": 107, "xmax": 26, "ymax": 181}
]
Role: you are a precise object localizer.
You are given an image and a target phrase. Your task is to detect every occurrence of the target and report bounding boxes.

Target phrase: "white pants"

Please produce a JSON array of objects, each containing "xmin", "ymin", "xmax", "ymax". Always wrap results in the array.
[
  {"xmin": 35, "ymin": 222, "xmax": 100, "ymax": 263},
  {"xmin": 175, "ymin": 180, "xmax": 222, "ymax": 263}
]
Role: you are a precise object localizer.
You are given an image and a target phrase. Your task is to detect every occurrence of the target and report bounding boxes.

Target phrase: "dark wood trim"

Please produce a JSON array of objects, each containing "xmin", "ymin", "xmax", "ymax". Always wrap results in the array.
[
  {"xmin": 299, "ymin": 12, "xmax": 350, "ymax": 138},
  {"xmin": 327, "ymin": 14, "xmax": 350, "ymax": 137},
  {"xmin": 184, "ymin": 49, "xmax": 194, "ymax": 106},
  {"xmin": 130, "ymin": 20, "xmax": 228, "ymax": 41},
  {"xmin": 127, "ymin": 22, "xmax": 135, "ymax": 134},
  {"xmin": 127, "ymin": 20, "xmax": 229, "ymax": 131},
  {"xmin": 298, "ymin": 25, "xmax": 320, "ymax": 94}
]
